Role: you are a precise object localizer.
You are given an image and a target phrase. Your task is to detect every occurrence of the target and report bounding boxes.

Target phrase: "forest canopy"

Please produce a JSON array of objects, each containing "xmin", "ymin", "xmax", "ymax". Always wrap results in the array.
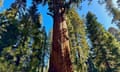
[{"xmin": 0, "ymin": 0, "xmax": 120, "ymax": 72}]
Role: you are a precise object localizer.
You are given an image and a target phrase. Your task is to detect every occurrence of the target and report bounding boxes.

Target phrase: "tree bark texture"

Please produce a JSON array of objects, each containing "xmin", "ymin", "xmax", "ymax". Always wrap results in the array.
[{"xmin": 48, "ymin": 8, "xmax": 73, "ymax": 72}]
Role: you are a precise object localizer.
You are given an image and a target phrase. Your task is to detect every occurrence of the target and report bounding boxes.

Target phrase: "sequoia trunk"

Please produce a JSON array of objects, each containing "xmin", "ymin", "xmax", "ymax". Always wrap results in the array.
[{"xmin": 48, "ymin": 8, "xmax": 73, "ymax": 72}]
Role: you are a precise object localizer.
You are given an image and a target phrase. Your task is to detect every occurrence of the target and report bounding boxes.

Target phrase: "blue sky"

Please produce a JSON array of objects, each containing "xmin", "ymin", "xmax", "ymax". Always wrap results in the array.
[
  {"xmin": 0, "ymin": 0, "xmax": 118, "ymax": 35},
  {"xmin": 79, "ymin": 0, "xmax": 117, "ymax": 29},
  {"xmin": 0, "ymin": 0, "xmax": 15, "ymax": 11}
]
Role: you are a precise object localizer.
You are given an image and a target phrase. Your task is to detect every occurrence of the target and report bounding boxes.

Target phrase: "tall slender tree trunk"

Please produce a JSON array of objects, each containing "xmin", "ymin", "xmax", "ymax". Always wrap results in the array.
[{"xmin": 48, "ymin": 6, "xmax": 73, "ymax": 72}]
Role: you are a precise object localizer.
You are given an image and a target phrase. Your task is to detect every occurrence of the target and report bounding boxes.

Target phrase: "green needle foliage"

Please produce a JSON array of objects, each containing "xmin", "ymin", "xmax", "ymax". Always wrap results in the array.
[
  {"xmin": 86, "ymin": 12, "xmax": 120, "ymax": 72},
  {"xmin": 0, "ymin": 14, "xmax": 19, "ymax": 50},
  {"xmin": 67, "ymin": 8, "xmax": 89, "ymax": 72},
  {"xmin": 0, "ymin": 0, "xmax": 48, "ymax": 72}
]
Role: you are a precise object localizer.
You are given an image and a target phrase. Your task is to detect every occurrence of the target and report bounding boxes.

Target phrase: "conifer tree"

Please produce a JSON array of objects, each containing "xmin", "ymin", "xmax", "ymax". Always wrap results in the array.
[
  {"xmin": 66, "ymin": 8, "xmax": 89, "ymax": 72},
  {"xmin": 0, "ymin": 0, "xmax": 48, "ymax": 72},
  {"xmin": 86, "ymin": 12, "xmax": 120, "ymax": 72},
  {"xmin": 0, "ymin": 13, "xmax": 19, "ymax": 50}
]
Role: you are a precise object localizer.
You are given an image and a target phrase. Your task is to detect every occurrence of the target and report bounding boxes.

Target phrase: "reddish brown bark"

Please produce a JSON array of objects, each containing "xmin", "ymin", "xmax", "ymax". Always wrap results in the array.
[{"xmin": 48, "ymin": 8, "xmax": 73, "ymax": 72}]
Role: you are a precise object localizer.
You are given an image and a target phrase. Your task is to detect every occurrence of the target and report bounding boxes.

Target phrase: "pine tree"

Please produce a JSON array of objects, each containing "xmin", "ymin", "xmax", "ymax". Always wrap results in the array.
[
  {"xmin": 86, "ymin": 12, "xmax": 120, "ymax": 72},
  {"xmin": 0, "ymin": 0, "xmax": 48, "ymax": 72}
]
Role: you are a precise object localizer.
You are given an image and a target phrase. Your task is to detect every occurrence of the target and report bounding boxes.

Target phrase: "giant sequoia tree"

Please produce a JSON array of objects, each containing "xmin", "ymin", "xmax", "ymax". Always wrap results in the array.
[
  {"xmin": 33, "ymin": 0, "xmax": 85, "ymax": 72},
  {"xmin": 47, "ymin": 1, "xmax": 81, "ymax": 72},
  {"xmin": 86, "ymin": 12, "xmax": 120, "ymax": 72}
]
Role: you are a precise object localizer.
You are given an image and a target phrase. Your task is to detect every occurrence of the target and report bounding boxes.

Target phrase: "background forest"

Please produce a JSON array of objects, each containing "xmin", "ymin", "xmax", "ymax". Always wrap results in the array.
[{"xmin": 0, "ymin": 0, "xmax": 120, "ymax": 72}]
